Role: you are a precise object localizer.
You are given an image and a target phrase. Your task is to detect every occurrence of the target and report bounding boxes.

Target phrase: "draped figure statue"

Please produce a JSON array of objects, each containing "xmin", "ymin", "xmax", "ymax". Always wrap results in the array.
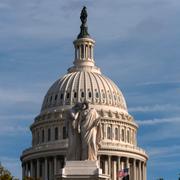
[
  {"xmin": 78, "ymin": 102, "xmax": 102, "ymax": 160},
  {"xmin": 66, "ymin": 102, "xmax": 102, "ymax": 161}
]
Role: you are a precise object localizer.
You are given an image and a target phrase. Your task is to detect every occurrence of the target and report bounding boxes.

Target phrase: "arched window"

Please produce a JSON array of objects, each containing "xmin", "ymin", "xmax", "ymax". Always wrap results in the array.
[
  {"xmin": 66, "ymin": 92, "xmax": 70, "ymax": 99},
  {"xmin": 89, "ymin": 46, "xmax": 92, "ymax": 59},
  {"xmin": 63, "ymin": 126, "xmax": 67, "ymax": 139},
  {"xmin": 77, "ymin": 46, "xmax": 79, "ymax": 59},
  {"xmin": 127, "ymin": 130, "xmax": 130, "ymax": 143},
  {"xmin": 115, "ymin": 128, "xmax": 119, "ymax": 140},
  {"xmin": 42, "ymin": 129, "xmax": 44, "ymax": 143},
  {"xmin": 88, "ymin": 92, "xmax": 92, "ymax": 98},
  {"xmin": 37, "ymin": 131, "xmax": 40, "ymax": 144},
  {"xmin": 74, "ymin": 92, "xmax": 77, "ymax": 98},
  {"xmin": 85, "ymin": 44, "xmax": 88, "ymax": 58},
  {"xmin": 81, "ymin": 44, "xmax": 84, "ymax": 59},
  {"xmin": 121, "ymin": 129, "xmax": 125, "ymax": 141},
  {"xmin": 81, "ymin": 92, "xmax": 85, "ymax": 97},
  {"xmin": 55, "ymin": 127, "xmax": 59, "ymax": 140},
  {"xmin": 55, "ymin": 94, "xmax": 58, "ymax": 101},
  {"xmin": 60, "ymin": 93, "xmax": 63, "ymax": 100},
  {"xmin": 107, "ymin": 127, "xmax": 111, "ymax": 139},
  {"xmin": 48, "ymin": 128, "xmax": 51, "ymax": 141}
]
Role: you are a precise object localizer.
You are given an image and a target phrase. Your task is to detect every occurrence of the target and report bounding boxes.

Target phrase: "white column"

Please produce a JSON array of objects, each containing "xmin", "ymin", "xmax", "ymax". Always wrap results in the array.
[
  {"xmin": 144, "ymin": 162, "xmax": 147, "ymax": 180},
  {"xmin": 117, "ymin": 156, "xmax": 121, "ymax": 171},
  {"xmin": 54, "ymin": 156, "xmax": 57, "ymax": 176},
  {"xmin": 112, "ymin": 160, "xmax": 117, "ymax": 180},
  {"xmin": 139, "ymin": 161, "xmax": 141, "ymax": 180},
  {"xmin": 22, "ymin": 164, "xmax": 25, "ymax": 179},
  {"xmin": 30, "ymin": 161, "xmax": 33, "ymax": 177},
  {"xmin": 133, "ymin": 159, "xmax": 136, "ymax": 180},
  {"xmin": 105, "ymin": 159, "xmax": 108, "ymax": 175},
  {"xmin": 45, "ymin": 158, "xmax": 48, "ymax": 180},
  {"xmin": 25, "ymin": 163, "xmax": 28, "ymax": 177},
  {"xmin": 49, "ymin": 160, "xmax": 53, "ymax": 180},
  {"xmin": 126, "ymin": 157, "xmax": 129, "ymax": 168},
  {"xmin": 37, "ymin": 159, "xmax": 40, "ymax": 178},
  {"xmin": 108, "ymin": 156, "xmax": 111, "ymax": 179}
]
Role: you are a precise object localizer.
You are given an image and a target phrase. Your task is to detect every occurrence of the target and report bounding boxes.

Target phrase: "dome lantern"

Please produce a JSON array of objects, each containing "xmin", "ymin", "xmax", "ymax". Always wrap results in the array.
[{"xmin": 69, "ymin": 7, "xmax": 98, "ymax": 73}]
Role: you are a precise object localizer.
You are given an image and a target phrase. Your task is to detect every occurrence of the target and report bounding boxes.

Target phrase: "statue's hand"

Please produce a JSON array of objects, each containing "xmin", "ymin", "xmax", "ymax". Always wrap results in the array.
[
  {"xmin": 72, "ymin": 120, "xmax": 76, "ymax": 129},
  {"xmin": 78, "ymin": 127, "xmax": 81, "ymax": 133}
]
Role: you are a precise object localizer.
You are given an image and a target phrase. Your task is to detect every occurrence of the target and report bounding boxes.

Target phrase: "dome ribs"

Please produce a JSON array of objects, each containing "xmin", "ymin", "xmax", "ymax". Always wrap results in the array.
[
  {"xmin": 70, "ymin": 72, "xmax": 80, "ymax": 105},
  {"xmin": 87, "ymin": 71, "xmax": 95, "ymax": 104},
  {"xmin": 63, "ymin": 73, "xmax": 75, "ymax": 105}
]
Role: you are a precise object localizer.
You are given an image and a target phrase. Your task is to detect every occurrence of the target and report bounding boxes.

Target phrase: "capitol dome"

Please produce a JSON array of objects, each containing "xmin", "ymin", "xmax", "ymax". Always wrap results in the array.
[
  {"xmin": 41, "ymin": 70, "xmax": 127, "ymax": 112},
  {"xmin": 21, "ymin": 7, "xmax": 148, "ymax": 180}
]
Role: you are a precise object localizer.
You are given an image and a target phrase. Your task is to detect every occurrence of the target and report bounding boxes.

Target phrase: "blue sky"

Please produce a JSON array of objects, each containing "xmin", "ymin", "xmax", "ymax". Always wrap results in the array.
[{"xmin": 0, "ymin": 0, "xmax": 180, "ymax": 179}]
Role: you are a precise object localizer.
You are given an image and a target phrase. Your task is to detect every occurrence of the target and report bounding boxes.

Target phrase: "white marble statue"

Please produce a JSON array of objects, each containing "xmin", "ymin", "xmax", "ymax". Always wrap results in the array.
[
  {"xmin": 78, "ymin": 102, "xmax": 102, "ymax": 161},
  {"xmin": 66, "ymin": 102, "xmax": 102, "ymax": 161}
]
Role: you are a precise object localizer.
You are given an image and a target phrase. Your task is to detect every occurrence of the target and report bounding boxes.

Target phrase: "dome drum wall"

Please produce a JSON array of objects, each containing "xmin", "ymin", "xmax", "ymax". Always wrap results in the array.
[{"xmin": 29, "ymin": 109, "xmax": 139, "ymax": 151}]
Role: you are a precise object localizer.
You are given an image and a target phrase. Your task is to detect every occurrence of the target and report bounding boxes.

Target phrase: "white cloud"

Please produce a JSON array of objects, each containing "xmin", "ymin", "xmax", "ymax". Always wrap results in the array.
[
  {"xmin": 136, "ymin": 117, "xmax": 180, "ymax": 125},
  {"xmin": 148, "ymin": 145, "xmax": 180, "ymax": 157},
  {"xmin": 129, "ymin": 104, "xmax": 180, "ymax": 113},
  {"xmin": 0, "ymin": 88, "xmax": 43, "ymax": 104},
  {"xmin": 0, "ymin": 125, "xmax": 28, "ymax": 136}
]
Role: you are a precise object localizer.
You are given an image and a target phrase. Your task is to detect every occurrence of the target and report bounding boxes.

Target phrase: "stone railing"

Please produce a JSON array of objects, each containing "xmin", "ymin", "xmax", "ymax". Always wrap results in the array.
[
  {"xmin": 100, "ymin": 140, "xmax": 147, "ymax": 156},
  {"xmin": 22, "ymin": 139, "xmax": 68, "ymax": 155}
]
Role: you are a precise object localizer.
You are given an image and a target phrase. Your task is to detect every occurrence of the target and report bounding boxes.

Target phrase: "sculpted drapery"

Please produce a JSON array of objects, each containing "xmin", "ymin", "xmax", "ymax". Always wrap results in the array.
[
  {"xmin": 66, "ymin": 103, "xmax": 81, "ymax": 160},
  {"xmin": 66, "ymin": 102, "xmax": 102, "ymax": 161}
]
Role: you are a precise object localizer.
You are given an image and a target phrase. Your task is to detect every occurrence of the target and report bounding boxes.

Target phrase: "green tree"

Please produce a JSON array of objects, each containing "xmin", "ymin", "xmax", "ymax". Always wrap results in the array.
[{"xmin": 0, "ymin": 173, "xmax": 13, "ymax": 180}]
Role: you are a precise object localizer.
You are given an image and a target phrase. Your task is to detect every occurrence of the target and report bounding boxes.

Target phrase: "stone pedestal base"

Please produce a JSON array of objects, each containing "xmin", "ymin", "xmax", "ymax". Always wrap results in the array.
[{"xmin": 56, "ymin": 160, "xmax": 109, "ymax": 180}]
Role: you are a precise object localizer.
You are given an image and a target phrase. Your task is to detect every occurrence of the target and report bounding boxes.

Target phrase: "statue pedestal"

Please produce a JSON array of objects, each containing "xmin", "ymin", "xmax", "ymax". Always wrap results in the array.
[{"xmin": 56, "ymin": 160, "xmax": 109, "ymax": 180}]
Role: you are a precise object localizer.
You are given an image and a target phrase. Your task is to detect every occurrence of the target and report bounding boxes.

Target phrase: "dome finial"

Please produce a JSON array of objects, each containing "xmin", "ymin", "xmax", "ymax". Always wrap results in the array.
[{"xmin": 77, "ymin": 6, "xmax": 90, "ymax": 39}]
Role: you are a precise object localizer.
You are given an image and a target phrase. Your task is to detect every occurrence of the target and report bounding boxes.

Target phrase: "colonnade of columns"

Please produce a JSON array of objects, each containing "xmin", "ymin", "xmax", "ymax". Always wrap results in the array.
[
  {"xmin": 22, "ymin": 156, "xmax": 64, "ymax": 180},
  {"xmin": 22, "ymin": 155, "xmax": 146, "ymax": 180},
  {"xmin": 100, "ymin": 155, "xmax": 147, "ymax": 180}
]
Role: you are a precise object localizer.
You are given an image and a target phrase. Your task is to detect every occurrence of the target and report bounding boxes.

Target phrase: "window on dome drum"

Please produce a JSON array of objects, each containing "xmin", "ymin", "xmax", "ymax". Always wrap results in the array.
[
  {"xmin": 37, "ymin": 131, "xmax": 40, "ymax": 144},
  {"xmin": 81, "ymin": 92, "xmax": 85, "ymax": 97},
  {"xmin": 107, "ymin": 127, "xmax": 111, "ymax": 139},
  {"xmin": 85, "ymin": 44, "xmax": 88, "ymax": 58},
  {"xmin": 81, "ymin": 44, "xmax": 84, "ymax": 59},
  {"xmin": 67, "ymin": 93, "xmax": 70, "ymax": 99},
  {"xmin": 88, "ymin": 92, "xmax": 92, "ymax": 98},
  {"xmin": 42, "ymin": 130, "xmax": 44, "ymax": 143},
  {"xmin": 121, "ymin": 129, "xmax": 125, "ymax": 141},
  {"xmin": 115, "ymin": 128, "xmax": 119, "ymax": 140},
  {"xmin": 55, "ymin": 94, "xmax": 58, "ymax": 101},
  {"xmin": 48, "ymin": 128, "xmax": 51, "ymax": 141},
  {"xmin": 89, "ymin": 46, "xmax": 92, "ymax": 59},
  {"xmin": 50, "ymin": 96, "xmax": 52, "ymax": 102},
  {"xmin": 74, "ymin": 92, "xmax": 77, "ymax": 98},
  {"xmin": 60, "ymin": 93, "xmax": 63, "ymax": 99},
  {"xmin": 127, "ymin": 130, "xmax": 130, "ymax": 143},
  {"xmin": 55, "ymin": 127, "xmax": 59, "ymax": 140},
  {"xmin": 77, "ymin": 46, "xmax": 79, "ymax": 59},
  {"xmin": 63, "ymin": 126, "xmax": 67, "ymax": 139}
]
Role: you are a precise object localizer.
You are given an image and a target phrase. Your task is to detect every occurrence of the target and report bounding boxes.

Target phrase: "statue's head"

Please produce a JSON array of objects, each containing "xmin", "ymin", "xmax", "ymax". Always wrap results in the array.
[{"xmin": 82, "ymin": 101, "xmax": 90, "ymax": 110}]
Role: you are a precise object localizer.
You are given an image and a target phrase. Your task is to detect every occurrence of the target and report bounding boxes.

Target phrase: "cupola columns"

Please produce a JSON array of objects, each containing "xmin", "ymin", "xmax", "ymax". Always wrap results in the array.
[{"xmin": 73, "ymin": 6, "xmax": 95, "ymax": 68}]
